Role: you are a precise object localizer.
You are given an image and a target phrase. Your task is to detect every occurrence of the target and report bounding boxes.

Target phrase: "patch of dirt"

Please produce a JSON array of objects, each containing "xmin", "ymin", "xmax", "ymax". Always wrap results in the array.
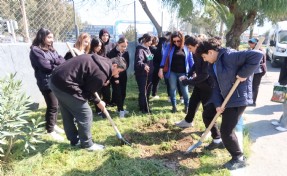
[{"xmin": 128, "ymin": 118, "xmax": 202, "ymax": 171}]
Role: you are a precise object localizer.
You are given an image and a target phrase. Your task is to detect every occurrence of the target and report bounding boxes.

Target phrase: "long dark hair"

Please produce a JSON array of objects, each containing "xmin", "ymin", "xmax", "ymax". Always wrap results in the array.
[
  {"xmin": 170, "ymin": 31, "xmax": 184, "ymax": 49},
  {"xmin": 89, "ymin": 37, "xmax": 102, "ymax": 54},
  {"xmin": 117, "ymin": 37, "xmax": 128, "ymax": 44},
  {"xmin": 138, "ymin": 33, "xmax": 152, "ymax": 44},
  {"xmin": 31, "ymin": 28, "xmax": 54, "ymax": 51}
]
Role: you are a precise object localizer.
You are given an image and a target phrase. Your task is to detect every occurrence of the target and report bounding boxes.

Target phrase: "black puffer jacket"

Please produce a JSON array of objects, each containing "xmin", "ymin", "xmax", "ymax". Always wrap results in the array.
[{"xmin": 29, "ymin": 46, "xmax": 65, "ymax": 91}]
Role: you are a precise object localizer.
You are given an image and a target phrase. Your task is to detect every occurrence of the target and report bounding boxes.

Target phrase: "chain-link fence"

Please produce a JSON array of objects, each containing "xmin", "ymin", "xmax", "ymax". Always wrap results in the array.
[
  {"xmin": 0, "ymin": 0, "xmax": 77, "ymax": 43},
  {"xmin": 0, "ymin": 0, "xmax": 161, "ymax": 44}
]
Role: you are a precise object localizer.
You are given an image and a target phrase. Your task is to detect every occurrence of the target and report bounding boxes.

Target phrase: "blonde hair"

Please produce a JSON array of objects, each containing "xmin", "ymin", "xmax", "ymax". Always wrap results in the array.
[
  {"xmin": 197, "ymin": 34, "xmax": 208, "ymax": 41},
  {"xmin": 74, "ymin": 33, "xmax": 91, "ymax": 54}
]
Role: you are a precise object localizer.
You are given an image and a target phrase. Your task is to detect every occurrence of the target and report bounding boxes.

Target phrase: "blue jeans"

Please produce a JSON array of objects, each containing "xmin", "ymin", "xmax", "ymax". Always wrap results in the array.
[{"xmin": 168, "ymin": 71, "xmax": 189, "ymax": 107}]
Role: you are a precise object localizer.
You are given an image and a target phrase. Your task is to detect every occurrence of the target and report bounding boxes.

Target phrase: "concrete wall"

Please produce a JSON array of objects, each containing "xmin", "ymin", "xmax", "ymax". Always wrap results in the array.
[{"xmin": 0, "ymin": 42, "xmax": 135, "ymax": 108}]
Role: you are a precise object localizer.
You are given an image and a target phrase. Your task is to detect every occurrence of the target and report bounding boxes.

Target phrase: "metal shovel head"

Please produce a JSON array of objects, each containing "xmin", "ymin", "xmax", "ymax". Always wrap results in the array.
[
  {"xmin": 116, "ymin": 132, "xmax": 131, "ymax": 146},
  {"xmin": 185, "ymin": 141, "xmax": 202, "ymax": 153}
]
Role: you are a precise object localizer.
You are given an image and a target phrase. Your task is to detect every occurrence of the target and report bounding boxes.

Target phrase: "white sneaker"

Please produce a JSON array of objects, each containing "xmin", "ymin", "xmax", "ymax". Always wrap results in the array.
[
  {"xmin": 180, "ymin": 97, "xmax": 184, "ymax": 104},
  {"xmin": 276, "ymin": 126, "xmax": 287, "ymax": 132},
  {"xmin": 151, "ymin": 95, "xmax": 160, "ymax": 101},
  {"xmin": 119, "ymin": 110, "xmax": 129, "ymax": 118},
  {"xmin": 271, "ymin": 121, "xmax": 280, "ymax": 126},
  {"xmin": 86, "ymin": 143, "xmax": 105, "ymax": 151},
  {"xmin": 119, "ymin": 111, "xmax": 125, "ymax": 118},
  {"xmin": 54, "ymin": 125, "xmax": 65, "ymax": 134},
  {"xmin": 175, "ymin": 120, "xmax": 193, "ymax": 128},
  {"xmin": 48, "ymin": 131, "xmax": 64, "ymax": 141}
]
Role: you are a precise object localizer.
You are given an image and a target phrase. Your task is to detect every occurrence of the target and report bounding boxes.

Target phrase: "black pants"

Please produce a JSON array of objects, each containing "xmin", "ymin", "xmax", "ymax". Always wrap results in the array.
[
  {"xmin": 101, "ymin": 84, "xmax": 111, "ymax": 105},
  {"xmin": 94, "ymin": 84, "xmax": 111, "ymax": 113},
  {"xmin": 136, "ymin": 74, "xmax": 152, "ymax": 112},
  {"xmin": 221, "ymin": 106, "xmax": 246, "ymax": 159},
  {"xmin": 41, "ymin": 89, "xmax": 58, "ymax": 133},
  {"xmin": 185, "ymin": 85, "xmax": 220, "ymax": 139},
  {"xmin": 252, "ymin": 72, "xmax": 265, "ymax": 104},
  {"xmin": 152, "ymin": 68, "xmax": 160, "ymax": 96},
  {"xmin": 164, "ymin": 76, "xmax": 182, "ymax": 97},
  {"xmin": 111, "ymin": 73, "xmax": 127, "ymax": 111}
]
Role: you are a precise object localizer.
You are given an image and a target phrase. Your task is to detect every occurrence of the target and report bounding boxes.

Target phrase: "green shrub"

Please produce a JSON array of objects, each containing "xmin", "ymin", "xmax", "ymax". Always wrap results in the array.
[{"xmin": 0, "ymin": 73, "xmax": 45, "ymax": 162}]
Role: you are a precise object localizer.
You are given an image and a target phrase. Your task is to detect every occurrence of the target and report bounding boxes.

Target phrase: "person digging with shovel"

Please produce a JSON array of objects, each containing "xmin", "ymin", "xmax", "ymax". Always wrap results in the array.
[
  {"xmin": 176, "ymin": 36, "xmax": 223, "ymax": 150},
  {"xmin": 49, "ymin": 55, "xmax": 126, "ymax": 151},
  {"xmin": 196, "ymin": 38, "xmax": 262, "ymax": 170}
]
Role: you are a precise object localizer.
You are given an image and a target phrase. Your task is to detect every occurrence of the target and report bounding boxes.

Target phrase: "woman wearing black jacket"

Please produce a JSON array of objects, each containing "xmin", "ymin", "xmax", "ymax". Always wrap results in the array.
[
  {"xmin": 29, "ymin": 28, "xmax": 65, "ymax": 141},
  {"xmin": 107, "ymin": 37, "xmax": 130, "ymax": 118},
  {"xmin": 134, "ymin": 33, "xmax": 154, "ymax": 113},
  {"xmin": 98, "ymin": 29, "xmax": 115, "ymax": 106},
  {"xmin": 150, "ymin": 36, "xmax": 161, "ymax": 99}
]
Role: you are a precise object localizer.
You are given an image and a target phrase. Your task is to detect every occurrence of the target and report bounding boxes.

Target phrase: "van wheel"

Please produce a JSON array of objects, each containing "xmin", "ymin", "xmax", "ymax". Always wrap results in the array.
[{"xmin": 271, "ymin": 55, "xmax": 279, "ymax": 67}]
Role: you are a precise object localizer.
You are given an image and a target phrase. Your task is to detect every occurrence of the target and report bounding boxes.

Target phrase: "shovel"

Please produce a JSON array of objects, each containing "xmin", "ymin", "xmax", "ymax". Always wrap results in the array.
[
  {"xmin": 186, "ymin": 78, "xmax": 240, "ymax": 153},
  {"xmin": 95, "ymin": 93, "xmax": 131, "ymax": 146}
]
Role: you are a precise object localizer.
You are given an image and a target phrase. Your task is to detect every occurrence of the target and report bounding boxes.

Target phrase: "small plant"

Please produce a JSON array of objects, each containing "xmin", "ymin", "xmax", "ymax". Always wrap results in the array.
[{"xmin": 0, "ymin": 73, "xmax": 45, "ymax": 162}]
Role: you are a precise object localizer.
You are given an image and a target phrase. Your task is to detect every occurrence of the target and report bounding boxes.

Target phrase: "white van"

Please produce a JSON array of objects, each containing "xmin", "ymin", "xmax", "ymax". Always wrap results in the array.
[{"xmin": 266, "ymin": 21, "xmax": 287, "ymax": 67}]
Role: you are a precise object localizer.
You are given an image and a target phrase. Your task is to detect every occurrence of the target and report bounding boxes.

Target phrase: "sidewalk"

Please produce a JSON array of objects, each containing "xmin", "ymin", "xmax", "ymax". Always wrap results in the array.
[{"xmin": 232, "ymin": 62, "xmax": 287, "ymax": 176}]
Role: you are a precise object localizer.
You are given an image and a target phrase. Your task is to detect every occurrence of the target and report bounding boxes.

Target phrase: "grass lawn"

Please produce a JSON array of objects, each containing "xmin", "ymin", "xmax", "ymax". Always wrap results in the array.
[{"xmin": 1, "ymin": 76, "xmax": 251, "ymax": 176}]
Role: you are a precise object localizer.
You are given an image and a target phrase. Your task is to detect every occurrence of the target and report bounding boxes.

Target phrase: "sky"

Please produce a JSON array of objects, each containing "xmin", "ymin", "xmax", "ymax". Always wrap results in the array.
[
  {"xmin": 73, "ymin": 0, "xmax": 273, "ymax": 36},
  {"xmin": 74, "ymin": 0, "xmax": 172, "ymax": 34}
]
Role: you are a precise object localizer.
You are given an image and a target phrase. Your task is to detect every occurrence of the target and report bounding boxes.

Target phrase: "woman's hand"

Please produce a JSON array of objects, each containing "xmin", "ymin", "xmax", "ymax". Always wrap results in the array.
[
  {"xmin": 103, "ymin": 80, "xmax": 110, "ymax": 86},
  {"xmin": 144, "ymin": 65, "xmax": 150, "ymax": 73},
  {"xmin": 158, "ymin": 69, "xmax": 164, "ymax": 79}
]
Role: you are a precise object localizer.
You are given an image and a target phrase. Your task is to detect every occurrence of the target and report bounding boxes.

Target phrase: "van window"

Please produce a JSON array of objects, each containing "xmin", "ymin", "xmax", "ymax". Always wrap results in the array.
[{"xmin": 278, "ymin": 31, "xmax": 287, "ymax": 44}]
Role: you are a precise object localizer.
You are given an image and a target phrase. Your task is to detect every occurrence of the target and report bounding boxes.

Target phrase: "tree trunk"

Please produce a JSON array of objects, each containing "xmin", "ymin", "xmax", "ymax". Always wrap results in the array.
[
  {"xmin": 138, "ymin": 0, "xmax": 162, "ymax": 37},
  {"xmin": 249, "ymin": 22, "xmax": 255, "ymax": 39},
  {"xmin": 225, "ymin": 12, "xmax": 256, "ymax": 49}
]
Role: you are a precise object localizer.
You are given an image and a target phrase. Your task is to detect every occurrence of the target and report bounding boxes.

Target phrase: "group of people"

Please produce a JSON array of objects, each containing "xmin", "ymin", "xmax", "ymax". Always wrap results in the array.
[
  {"xmin": 29, "ymin": 27, "xmax": 269, "ymax": 170},
  {"xmin": 30, "ymin": 28, "xmax": 127, "ymax": 151}
]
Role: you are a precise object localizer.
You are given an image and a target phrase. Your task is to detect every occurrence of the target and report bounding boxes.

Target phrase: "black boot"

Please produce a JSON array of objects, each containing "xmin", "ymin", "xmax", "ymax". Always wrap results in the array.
[
  {"xmin": 183, "ymin": 106, "xmax": 188, "ymax": 114},
  {"xmin": 171, "ymin": 106, "xmax": 178, "ymax": 113}
]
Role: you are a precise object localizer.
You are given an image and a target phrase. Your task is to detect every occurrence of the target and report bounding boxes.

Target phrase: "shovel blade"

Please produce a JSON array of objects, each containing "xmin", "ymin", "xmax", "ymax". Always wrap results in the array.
[{"xmin": 185, "ymin": 141, "xmax": 202, "ymax": 153}]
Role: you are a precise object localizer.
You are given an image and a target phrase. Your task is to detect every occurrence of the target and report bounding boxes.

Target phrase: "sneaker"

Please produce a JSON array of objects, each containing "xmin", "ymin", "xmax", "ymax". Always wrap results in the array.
[
  {"xmin": 204, "ymin": 141, "xmax": 225, "ymax": 150},
  {"xmin": 119, "ymin": 111, "xmax": 125, "ymax": 118},
  {"xmin": 171, "ymin": 106, "xmax": 178, "ymax": 113},
  {"xmin": 175, "ymin": 119, "xmax": 193, "ymax": 128},
  {"xmin": 86, "ymin": 143, "xmax": 105, "ymax": 151},
  {"xmin": 150, "ymin": 95, "xmax": 160, "ymax": 101},
  {"xmin": 54, "ymin": 125, "xmax": 65, "ymax": 134},
  {"xmin": 276, "ymin": 126, "xmax": 287, "ymax": 132},
  {"xmin": 223, "ymin": 157, "xmax": 246, "ymax": 170},
  {"xmin": 271, "ymin": 121, "xmax": 280, "ymax": 126},
  {"xmin": 180, "ymin": 97, "xmax": 184, "ymax": 104},
  {"xmin": 183, "ymin": 106, "xmax": 188, "ymax": 114},
  {"xmin": 71, "ymin": 140, "xmax": 81, "ymax": 147},
  {"xmin": 48, "ymin": 131, "xmax": 64, "ymax": 141}
]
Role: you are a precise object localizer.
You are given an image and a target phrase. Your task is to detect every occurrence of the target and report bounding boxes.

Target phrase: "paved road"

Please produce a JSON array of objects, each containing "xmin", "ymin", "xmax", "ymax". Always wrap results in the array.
[{"xmin": 232, "ymin": 61, "xmax": 287, "ymax": 176}]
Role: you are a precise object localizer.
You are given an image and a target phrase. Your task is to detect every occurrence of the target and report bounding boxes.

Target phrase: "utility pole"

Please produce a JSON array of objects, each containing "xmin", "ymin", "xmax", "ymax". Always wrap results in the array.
[
  {"xmin": 134, "ymin": 0, "xmax": 137, "ymax": 44},
  {"xmin": 20, "ymin": 0, "xmax": 30, "ymax": 42},
  {"xmin": 161, "ymin": 1, "xmax": 163, "ymax": 37},
  {"xmin": 9, "ymin": 20, "xmax": 16, "ymax": 43},
  {"xmin": 72, "ymin": 0, "xmax": 79, "ymax": 39}
]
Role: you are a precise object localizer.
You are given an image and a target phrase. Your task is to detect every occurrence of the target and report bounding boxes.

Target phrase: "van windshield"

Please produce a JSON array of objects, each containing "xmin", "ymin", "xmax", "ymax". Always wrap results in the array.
[{"xmin": 278, "ymin": 31, "xmax": 287, "ymax": 44}]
